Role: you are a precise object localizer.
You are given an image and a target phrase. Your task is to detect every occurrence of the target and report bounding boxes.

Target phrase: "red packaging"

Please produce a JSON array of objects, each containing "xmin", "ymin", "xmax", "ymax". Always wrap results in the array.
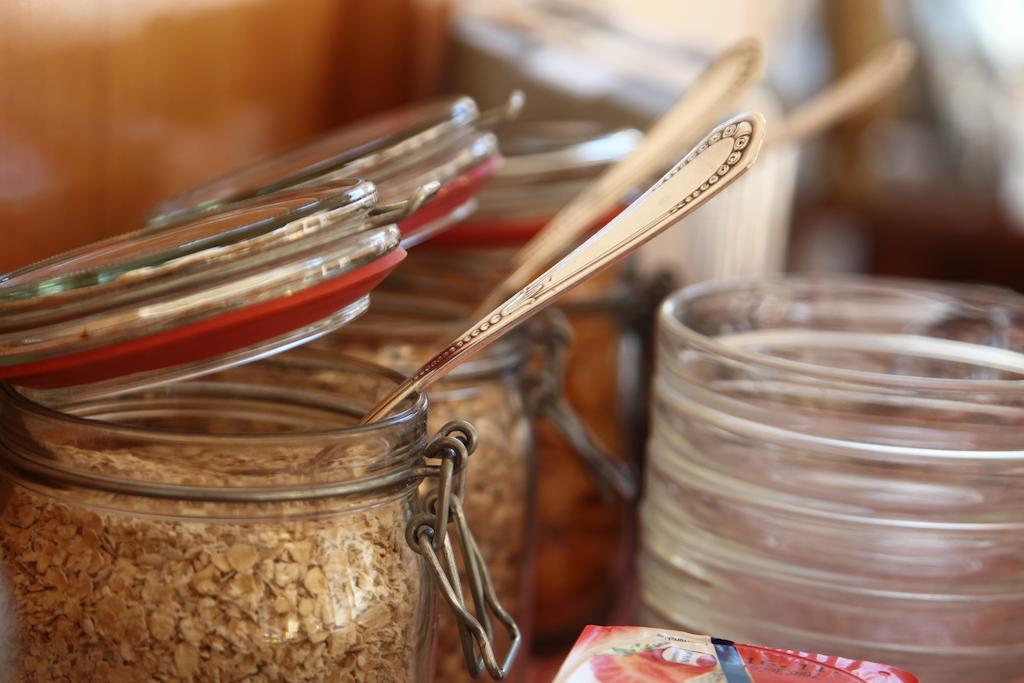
[{"xmin": 553, "ymin": 626, "xmax": 919, "ymax": 682}]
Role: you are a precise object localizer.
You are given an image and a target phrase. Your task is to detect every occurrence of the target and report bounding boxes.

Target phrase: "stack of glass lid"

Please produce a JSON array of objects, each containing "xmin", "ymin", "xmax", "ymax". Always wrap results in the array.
[
  {"xmin": 640, "ymin": 275, "xmax": 1024, "ymax": 683},
  {"xmin": 148, "ymin": 94, "xmax": 510, "ymax": 246},
  {"xmin": 0, "ymin": 180, "xmax": 403, "ymax": 398},
  {"xmin": 0, "ymin": 93, "xmax": 513, "ymax": 399}
]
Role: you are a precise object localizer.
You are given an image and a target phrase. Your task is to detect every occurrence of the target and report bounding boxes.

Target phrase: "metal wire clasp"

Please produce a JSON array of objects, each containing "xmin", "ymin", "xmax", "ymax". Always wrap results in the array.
[
  {"xmin": 369, "ymin": 180, "xmax": 442, "ymax": 227},
  {"xmin": 525, "ymin": 310, "xmax": 638, "ymax": 501},
  {"xmin": 407, "ymin": 421, "xmax": 522, "ymax": 680}
]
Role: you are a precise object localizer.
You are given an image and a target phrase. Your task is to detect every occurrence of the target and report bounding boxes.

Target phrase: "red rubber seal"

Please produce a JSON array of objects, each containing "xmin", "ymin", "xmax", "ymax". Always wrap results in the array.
[
  {"xmin": 0, "ymin": 248, "xmax": 406, "ymax": 389},
  {"xmin": 397, "ymin": 156, "xmax": 500, "ymax": 238}
]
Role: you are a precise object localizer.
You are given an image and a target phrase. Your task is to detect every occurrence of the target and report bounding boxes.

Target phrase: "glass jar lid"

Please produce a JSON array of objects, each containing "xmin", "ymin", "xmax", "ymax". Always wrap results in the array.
[
  {"xmin": 494, "ymin": 121, "xmax": 643, "ymax": 181},
  {"xmin": 425, "ymin": 121, "xmax": 642, "ymax": 248},
  {"xmin": 0, "ymin": 179, "xmax": 404, "ymax": 397},
  {"xmin": 148, "ymin": 95, "xmax": 514, "ymax": 245}
]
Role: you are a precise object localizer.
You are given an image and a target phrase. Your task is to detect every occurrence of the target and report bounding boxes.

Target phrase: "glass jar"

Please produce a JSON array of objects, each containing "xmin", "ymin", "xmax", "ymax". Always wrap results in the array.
[
  {"xmin": 391, "ymin": 120, "xmax": 644, "ymax": 645},
  {"xmin": 641, "ymin": 276, "xmax": 1024, "ymax": 683},
  {"xmin": 296, "ymin": 293, "xmax": 535, "ymax": 683},
  {"xmin": 529, "ymin": 265, "xmax": 641, "ymax": 644},
  {"xmin": 0, "ymin": 358, "xmax": 450, "ymax": 681},
  {"xmin": 0, "ymin": 172, "xmax": 521, "ymax": 680},
  {"xmin": 382, "ymin": 252, "xmax": 640, "ymax": 645}
]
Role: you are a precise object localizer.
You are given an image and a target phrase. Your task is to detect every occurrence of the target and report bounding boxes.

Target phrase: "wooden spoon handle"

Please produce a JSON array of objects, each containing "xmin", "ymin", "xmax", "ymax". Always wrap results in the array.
[
  {"xmin": 768, "ymin": 39, "xmax": 915, "ymax": 147},
  {"xmin": 472, "ymin": 38, "xmax": 764, "ymax": 316}
]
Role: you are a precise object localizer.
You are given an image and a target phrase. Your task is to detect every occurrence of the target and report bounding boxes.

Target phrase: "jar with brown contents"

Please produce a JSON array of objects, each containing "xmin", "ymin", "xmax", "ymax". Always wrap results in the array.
[
  {"xmin": 527, "ymin": 265, "xmax": 641, "ymax": 644},
  {"xmin": 387, "ymin": 249, "xmax": 640, "ymax": 646},
  {"xmin": 0, "ymin": 130, "xmax": 522, "ymax": 681},
  {"xmin": 0, "ymin": 357, "xmax": 516, "ymax": 682},
  {"xmin": 283, "ymin": 294, "xmax": 536, "ymax": 683},
  {"xmin": 387, "ymin": 119, "xmax": 645, "ymax": 645}
]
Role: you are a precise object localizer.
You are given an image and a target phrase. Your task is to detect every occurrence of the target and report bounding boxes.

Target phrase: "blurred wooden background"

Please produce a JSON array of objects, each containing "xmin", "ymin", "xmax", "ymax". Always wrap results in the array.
[{"xmin": 0, "ymin": 0, "xmax": 448, "ymax": 273}]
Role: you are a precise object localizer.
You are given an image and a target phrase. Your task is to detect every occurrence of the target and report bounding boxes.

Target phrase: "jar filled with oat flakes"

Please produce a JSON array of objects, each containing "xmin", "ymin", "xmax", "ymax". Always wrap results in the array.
[
  {"xmin": 389, "ymin": 121, "xmax": 646, "ymax": 645},
  {"xmin": 0, "ymin": 175, "xmax": 520, "ymax": 681},
  {"xmin": 0, "ymin": 359, "xmax": 447, "ymax": 681},
  {"xmin": 295, "ymin": 293, "xmax": 536, "ymax": 683}
]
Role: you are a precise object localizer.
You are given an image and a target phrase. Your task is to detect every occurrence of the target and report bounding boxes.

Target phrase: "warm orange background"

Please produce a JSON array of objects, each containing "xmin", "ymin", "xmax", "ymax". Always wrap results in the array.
[{"xmin": 0, "ymin": 0, "xmax": 448, "ymax": 273}]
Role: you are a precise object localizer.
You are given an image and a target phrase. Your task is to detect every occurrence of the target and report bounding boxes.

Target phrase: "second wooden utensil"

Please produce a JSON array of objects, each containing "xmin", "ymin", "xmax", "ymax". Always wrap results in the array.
[
  {"xmin": 470, "ymin": 38, "xmax": 764, "ymax": 316},
  {"xmin": 767, "ymin": 39, "xmax": 915, "ymax": 147}
]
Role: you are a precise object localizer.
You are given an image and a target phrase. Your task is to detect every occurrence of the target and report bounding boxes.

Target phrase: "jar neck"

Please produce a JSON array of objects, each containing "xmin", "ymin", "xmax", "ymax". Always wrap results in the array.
[{"xmin": 0, "ymin": 358, "xmax": 429, "ymax": 516}]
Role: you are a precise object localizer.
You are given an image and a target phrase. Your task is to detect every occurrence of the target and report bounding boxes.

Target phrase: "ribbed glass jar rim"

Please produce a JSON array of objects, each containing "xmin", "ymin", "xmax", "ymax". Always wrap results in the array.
[
  {"xmin": 0, "ymin": 356, "xmax": 427, "ymax": 503},
  {"xmin": 640, "ymin": 534, "xmax": 1024, "ymax": 604},
  {"xmin": 647, "ymin": 427, "xmax": 1024, "ymax": 523},
  {"xmin": 660, "ymin": 275, "xmax": 1024, "ymax": 395}
]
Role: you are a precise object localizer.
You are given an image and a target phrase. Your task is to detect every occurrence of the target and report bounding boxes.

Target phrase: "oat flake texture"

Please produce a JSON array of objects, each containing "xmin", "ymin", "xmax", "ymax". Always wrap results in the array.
[
  {"xmin": 0, "ymin": 480, "xmax": 428, "ymax": 682},
  {"xmin": 307, "ymin": 338, "xmax": 535, "ymax": 683}
]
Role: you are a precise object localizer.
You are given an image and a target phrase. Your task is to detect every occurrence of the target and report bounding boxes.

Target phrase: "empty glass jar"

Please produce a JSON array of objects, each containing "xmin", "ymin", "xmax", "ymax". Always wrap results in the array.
[{"xmin": 640, "ymin": 275, "xmax": 1024, "ymax": 683}]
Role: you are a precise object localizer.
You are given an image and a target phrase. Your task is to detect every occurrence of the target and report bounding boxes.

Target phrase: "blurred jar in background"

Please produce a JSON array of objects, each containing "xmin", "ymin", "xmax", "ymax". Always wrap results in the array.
[
  {"xmin": 0, "ymin": 0, "xmax": 448, "ymax": 272},
  {"xmin": 394, "ymin": 121, "xmax": 644, "ymax": 646},
  {"xmin": 642, "ymin": 276, "xmax": 1024, "ymax": 683}
]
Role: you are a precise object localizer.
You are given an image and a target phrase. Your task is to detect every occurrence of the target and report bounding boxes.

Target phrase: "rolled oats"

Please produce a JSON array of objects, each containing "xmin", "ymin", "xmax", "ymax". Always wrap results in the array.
[
  {"xmin": 305, "ymin": 334, "xmax": 534, "ymax": 683},
  {"xmin": 0, "ymin": 481, "xmax": 428, "ymax": 683},
  {"xmin": 0, "ymin": 368, "xmax": 435, "ymax": 683}
]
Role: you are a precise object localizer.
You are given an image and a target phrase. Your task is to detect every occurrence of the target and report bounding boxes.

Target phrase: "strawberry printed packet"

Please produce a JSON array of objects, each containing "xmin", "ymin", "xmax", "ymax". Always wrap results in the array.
[{"xmin": 552, "ymin": 626, "xmax": 919, "ymax": 683}]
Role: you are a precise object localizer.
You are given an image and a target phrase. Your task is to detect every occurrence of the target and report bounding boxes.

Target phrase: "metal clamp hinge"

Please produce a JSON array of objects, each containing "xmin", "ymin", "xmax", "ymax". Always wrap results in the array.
[{"xmin": 408, "ymin": 421, "xmax": 522, "ymax": 680}]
